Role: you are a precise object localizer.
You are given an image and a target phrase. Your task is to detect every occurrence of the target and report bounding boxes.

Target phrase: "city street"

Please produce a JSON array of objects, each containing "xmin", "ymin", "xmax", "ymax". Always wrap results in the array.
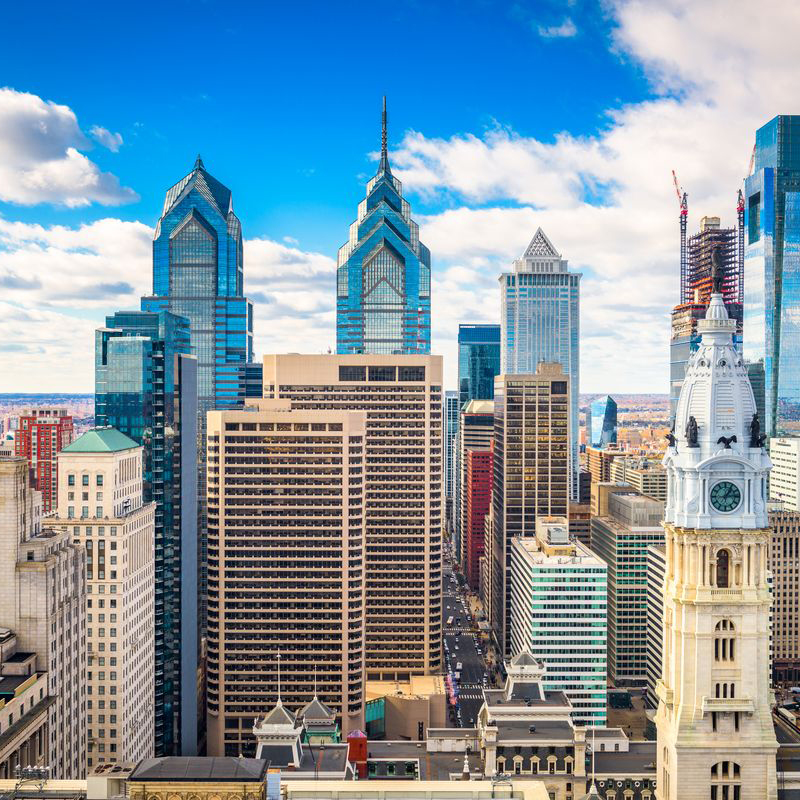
[{"xmin": 442, "ymin": 561, "xmax": 490, "ymax": 728}]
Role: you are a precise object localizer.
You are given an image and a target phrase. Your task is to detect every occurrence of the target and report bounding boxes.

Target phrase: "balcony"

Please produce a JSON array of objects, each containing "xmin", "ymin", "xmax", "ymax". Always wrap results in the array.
[{"xmin": 701, "ymin": 695, "xmax": 754, "ymax": 715}]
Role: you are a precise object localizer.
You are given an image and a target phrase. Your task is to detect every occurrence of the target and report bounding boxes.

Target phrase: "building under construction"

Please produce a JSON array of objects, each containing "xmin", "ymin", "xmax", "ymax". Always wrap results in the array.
[{"xmin": 669, "ymin": 212, "xmax": 744, "ymax": 418}]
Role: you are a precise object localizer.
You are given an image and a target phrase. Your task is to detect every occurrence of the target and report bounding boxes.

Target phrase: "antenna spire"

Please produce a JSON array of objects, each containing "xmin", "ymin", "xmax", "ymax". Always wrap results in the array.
[
  {"xmin": 194, "ymin": 153, "xmax": 204, "ymax": 170},
  {"xmin": 379, "ymin": 96, "xmax": 391, "ymax": 174}
]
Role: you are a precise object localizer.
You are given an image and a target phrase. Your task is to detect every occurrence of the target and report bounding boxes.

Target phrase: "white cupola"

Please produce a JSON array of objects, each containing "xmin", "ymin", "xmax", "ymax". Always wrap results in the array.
[{"xmin": 664, "ymin": 285, "xmax": 771, "ymax": 530}]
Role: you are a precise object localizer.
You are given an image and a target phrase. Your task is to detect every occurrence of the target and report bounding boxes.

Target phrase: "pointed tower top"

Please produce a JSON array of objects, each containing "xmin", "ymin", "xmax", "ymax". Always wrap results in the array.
[
  {"xmin": 379, "ymin": 96, "xmax": 391, "ymax": 174},
  {"xmin": 194, "ymin": 153, "xmax": 204, "ymax": 170}
]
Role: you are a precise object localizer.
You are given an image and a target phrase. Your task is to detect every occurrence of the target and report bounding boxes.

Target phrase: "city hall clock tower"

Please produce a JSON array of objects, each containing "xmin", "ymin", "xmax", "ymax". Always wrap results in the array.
[{"xmin": 656, "ymin": 279, "xmax": 778, "ymax": 799}]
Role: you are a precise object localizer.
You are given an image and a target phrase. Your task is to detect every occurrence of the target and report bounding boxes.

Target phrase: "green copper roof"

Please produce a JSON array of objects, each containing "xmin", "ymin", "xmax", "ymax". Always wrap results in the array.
[{"xmin": 62, "ymin": 427, "xmax": 140, "ymax": 453}]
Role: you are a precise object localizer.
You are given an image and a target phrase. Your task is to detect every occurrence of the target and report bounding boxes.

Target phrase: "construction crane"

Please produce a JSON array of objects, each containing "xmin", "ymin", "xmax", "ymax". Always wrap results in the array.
[
  {"xmin": 737, "ymin": 189, "xmax": 745, "ymax": 303},
  {"xmin": 672, "ymin": 170, "xmax": 688, "ymax": 303}
]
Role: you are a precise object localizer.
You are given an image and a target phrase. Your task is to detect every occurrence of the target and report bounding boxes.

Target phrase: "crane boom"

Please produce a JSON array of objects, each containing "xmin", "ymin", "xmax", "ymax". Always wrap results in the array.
[{"xmin": 672, "ymin": 170, "xmax": 688, "ymax": 301}]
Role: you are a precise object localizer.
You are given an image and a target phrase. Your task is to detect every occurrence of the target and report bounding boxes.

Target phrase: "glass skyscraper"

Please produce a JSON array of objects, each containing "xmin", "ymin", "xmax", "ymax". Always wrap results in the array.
[
  {"xmin": 500, "ymin": 228, "xmax": 580, "ymax": 499},
  {"xmin": 458, "ymin": 323, "xmax": 501, "ymax": 409},
  {"xmin": 744, "ymin": 115, "xmax": 800, "ymax": 436},
  {"xmin": 336, "ymin": 99, "xmax": 431, "ymax": 355},
  {"xmin": 588, "ymin": 394, "xmax": 618, "ymax": 449},
  {"xmin": 95, "ymin": 309, "xmax": 198, "ymax": 756},
  {"xmin": 444, "ymin": 390, "xmax": 460, "ymax": 530}
]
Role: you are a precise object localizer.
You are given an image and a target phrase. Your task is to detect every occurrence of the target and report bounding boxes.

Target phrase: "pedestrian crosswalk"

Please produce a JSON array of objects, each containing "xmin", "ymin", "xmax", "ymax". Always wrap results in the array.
[{"xmin": 459, "ymin": 693, "xmax": 484, "ymax": 700}]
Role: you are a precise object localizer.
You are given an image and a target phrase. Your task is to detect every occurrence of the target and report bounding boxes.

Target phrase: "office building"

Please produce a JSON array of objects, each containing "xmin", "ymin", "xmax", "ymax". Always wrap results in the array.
[
  {"xmin": 500, "ymin": 229, "xmax": 580, "ymax": 500},
  {"xmin": 591, "ymin": 491, "xmax": 664, "ymax": 687},
  {"xmin": 744, "ymin": 115, "xmax": 800, "ymax": 437},
  {"xmin": 263, "ymin": 354, "xmax": 442, "ymax": 678},
  {"xmin": 510, "ymin": 518, "xmax": 608, "ymax": 726},
  {"xmin": 0, "ymin": 458, "xmax": 86, "ymax": 779},
  {"xmin": 465, "ymin": 448, "xmax": 492, "ymax": 592},
  {"xmin": 457, "ymin": 324, "xmax": 501, "ymax": 408},
  {"xmin": 645, "ymin": 545, "xmax": 665, "ymax": 709},
  {"xmin": 13, "ymin": 408, "xmax": 74, "ymax": 512},
  {"xmin": 587, "ymin": 395, "xmax": 617, "ymax": 449},
  {"xmin": 205, "ymin": 402, "xmax": 367, "ymax": 755},
  {"xmin": 490, "ymin": 365, "xmax": 570, "ymax": 654},
  {"xmin": 670, "ymin": 215, "xmax": 742, "ymax": 417},
  {"xmin": 55, "ymin": 429, "xmax": 155, "ymax": 767},
  {"xmin": 444, "ymin": 391, "xmax": 459, "ymax": 529},
  {"xmin": 608, "ymin": 457, "xmax": 668, "ymax": 502},
  {"xmin": 769, "ymin": 437, "xmax": 800, "ymax": 509},
  {"xmin": 656, "ymin": 290, "xmax": 778, "ymax": 799},
  {"xmin": 95, "ymin": 310, "xmax": 198, "ymax": 755},
  {"xmin": 768, "ymin": 509, "xmax": 800, "ymax": 685},
  {"xmin": 336, "ymin": 100, "xmax": 430, "ymax": 355},
  {"xmin": 567, "ymin": 501, "xmax": 591, "ymax": 548},
  {"xmin": 586, "ymin": 445, "xmax": 625, "ymax": 485},
  {"xmin": 0, "ymin": 628, "xmax": 51, "ymax": 778},
  {"xmin": 455, "ymin": 400, "xmax": 494, "ymax": 573}
]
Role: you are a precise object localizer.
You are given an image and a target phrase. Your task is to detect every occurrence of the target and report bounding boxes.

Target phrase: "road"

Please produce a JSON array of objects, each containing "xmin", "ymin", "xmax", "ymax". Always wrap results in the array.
[{"xmin": 442, "ymin": 561, "xmax": 489, "ymax": 728}]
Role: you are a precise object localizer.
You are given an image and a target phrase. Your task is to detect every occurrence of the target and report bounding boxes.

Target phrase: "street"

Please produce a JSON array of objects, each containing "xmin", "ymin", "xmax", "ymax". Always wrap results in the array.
[{"xmin": 442, "ymin": 561, "xmax": 490, "ymax": 728}]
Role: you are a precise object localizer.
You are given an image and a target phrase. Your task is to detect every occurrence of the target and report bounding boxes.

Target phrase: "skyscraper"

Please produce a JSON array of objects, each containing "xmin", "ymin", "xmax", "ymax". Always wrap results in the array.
[
  {"xmin": 490, "ymin": 365, "xmax": 570, "ymax": 655},
  {"xmin": 55, "ymin": 429, "xmax": 156, "ymax": 768},
  {"xmin": 656, "ymin": 289, "xmax": 778, "ymax": 798},
  {"xmin": 587, "ymin": 394, "xmax": 617, "ymax": 449},
  {"xmin": 14, "ymin": 408, "xmax": 74, "ymax": 512},
  {"xmin": 336, "ymin": 99, "xmax": 431, "ymax": 356},
  {"xmin": 458, "ymin": 324, "xmax": 501, "ymax": 409},
  {"xmin": 743, "ymin": 115, "xmax": 800, "ymax": 437},
  {"xmin": 500, "ymin": 229, "xmax": 580, "ymax": 499},
  {"xmin": 0, "ymin": 458, "xmax": 86, "ymax": 779},
  {"xmin": 669, "ymin": 215, "xmax": 742, "ymax": 417},
  {"xmin": 262, "ymin": 354, "xmax": 442, "ymax": 678},
  {"xmin": 444, "ymin": 390, "xmax": 460, "ymax": 530},
  {"xmin": 206, "ymin": 402, "xmax": 366, "ymax": 755},
  {"xmin": 95, "ymin": 310, "xmax": 198, "ymax": 756}
]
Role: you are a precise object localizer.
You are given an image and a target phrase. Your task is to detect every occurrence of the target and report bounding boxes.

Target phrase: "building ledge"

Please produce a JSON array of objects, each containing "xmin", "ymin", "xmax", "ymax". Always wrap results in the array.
[{"xmin": 701, "ymin": 696, "xmax": 754, "ymax": 715}]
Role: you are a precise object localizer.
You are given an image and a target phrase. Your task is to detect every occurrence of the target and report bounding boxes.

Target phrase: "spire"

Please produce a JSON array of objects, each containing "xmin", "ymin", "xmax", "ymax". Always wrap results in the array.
[
  {"xmin": 379, "ymin": 96, "xmax": 391, "ymax": 174},
  {"xmin": 194, "ymin": 153, "xmax": 204, "ymax": 170}
]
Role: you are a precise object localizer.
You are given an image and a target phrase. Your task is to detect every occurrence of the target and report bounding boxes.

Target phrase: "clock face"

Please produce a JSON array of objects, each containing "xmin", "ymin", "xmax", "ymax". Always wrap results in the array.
[{"xmin": 710, "ymin": 481, "xmax": 741, "ymax": 513}]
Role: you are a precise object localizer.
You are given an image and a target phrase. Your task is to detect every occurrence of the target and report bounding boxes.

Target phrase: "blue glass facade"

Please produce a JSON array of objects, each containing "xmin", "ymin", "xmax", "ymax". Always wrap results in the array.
[
  {"xmin": 500, "ymin": 229, "xmax": 580, "ymax": 499},
  {"xmin": 588, "ymin": 394, "xmax": 618, "ymax": 448},
  {"xmin": 95, "ymin": 310, "xmax": 198, "ymax": 756},
  {"xmin": 457, "ymin": 324, "xmax": 501, "ymax": 409},
  {"xmin": 444, "ymin": 390, "xmax": 459, "ymax": 528},
  {"xmin": 744, "ymin": 116, "xmax": 800, "ymax": 436},
  {"xmin": 336, "ymin": 102, "xmax": 431, "ymax": 354}
]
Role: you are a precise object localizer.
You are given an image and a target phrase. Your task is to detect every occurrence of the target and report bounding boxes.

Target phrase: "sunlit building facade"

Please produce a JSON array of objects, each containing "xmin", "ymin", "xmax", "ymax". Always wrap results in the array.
[
  {"xmin": 500, "ymin": 229, "xmax": 580, "ymax": 500},
  {"xmin": 744, "ymin": 115, "xmax": 800, "ymax": 436},
  {"xmin": 336, "ymin": 100, "xmax": 431, "ymax": 355}
]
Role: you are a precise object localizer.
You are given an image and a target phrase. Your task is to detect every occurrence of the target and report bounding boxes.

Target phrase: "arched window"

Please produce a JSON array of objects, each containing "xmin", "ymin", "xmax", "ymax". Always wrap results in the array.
[
  {"xmin": 496, "ymin": 757, "xmax": 506, "ymax": 773},
  {"xmin": 714, "ymin": 620, "xmax": 736, "ymax": 662},
  {"xmin": 716, "ymin": 549, "xmax": 730, "ymax": 588},
  {"xmin": 711, "ymin": 761, "xmax": 741, "ymax": 799}
]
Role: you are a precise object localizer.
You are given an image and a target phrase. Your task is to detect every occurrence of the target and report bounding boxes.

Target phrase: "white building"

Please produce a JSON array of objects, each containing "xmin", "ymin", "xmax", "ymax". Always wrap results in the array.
[
  {"xmin": 54, "ymin": 428, "xmax": 155, "ymax": 769},
  {"xmin": 0, "ymin": 457, "xmax": 86, "ymax": 778},
  {"xmin": 656, "ymin": 288, "xmax": 778, "ymax": 798},
  {"xmin": 510, "ymin": 517, "xmax": 608, "ymax": 726},
  {"xmin": 768, "ymin": 437, "xmax": 800, "ymax": 509}
]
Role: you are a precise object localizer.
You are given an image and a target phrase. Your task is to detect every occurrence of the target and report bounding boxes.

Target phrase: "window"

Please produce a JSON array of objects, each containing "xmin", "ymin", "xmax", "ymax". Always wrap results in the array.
[
  {"xmin": 398, "ymin": 366, "xmax": 425, "ymax": 381},
  {"xmin": 368, "ymin": 366, "xmax": 397, "ymax": 382},
  {"xmin": 715, "ymin": 620, "xmax": 736, "ymax": 662},
  {"xmin": 710, "ymin": 761, "xmax": 741, "ymax": 799},
  {"xmin": 748, "ymin": 192, "xmax": 761, "ymax": 244},
  {"xmin": 716, "ymin": 549, "xmax": 730, "ymax": 588},
  {"xmin": 96, "ymin": 507, "xmax": 103, "ymax": 518},
  {"xmin": 68, "ymin": 475, "xmax": 75, "ymax": 486},
  {"xmin": 96, "ymin": 475, "xmax": 103, "ymax": 486},
  {"xmin": 82, "ymin": 475, "xmax": 89, "ymax": 486},
  {"xmin": 552, "ymin": 381, "xmax": 567, "ymax": 394},
  {"xmin": 339, "ymin": 366, "xmax": 366, "ymax": 382}
]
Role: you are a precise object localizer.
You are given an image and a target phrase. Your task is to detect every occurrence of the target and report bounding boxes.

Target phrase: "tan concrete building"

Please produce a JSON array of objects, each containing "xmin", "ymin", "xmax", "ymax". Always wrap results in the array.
[
  {"xmin": 0, "ymin": 457, "xmax": 86, "ymax": 778},
  {"xmin": 0, "ymin": 628, "xmax": 50, "ymax": 778},
  {"xmin": 768, "ymin": 508, "xmax": 800, "ymax": 685},
  {"xmin": 769, "ymin": 437, "xmax": 800, "ymax": 509},
  {"xmin": 586, "ymin": 445, "xmax": 625, "ymax": 485},
  {"xmin": 262, "ymin": 355, "xmax": 443, "ymax": 679},
  {"xmin": 609, "ymin": 456, "xmax": 668, "ymax": 502},
  {"xmin": 206, "ymin": 402, "xmax": 367, "ymax": 755},
  {"xmin": 490, "ymin": 365, "xmax": 570, "ymax": 655},
  {"xmin": 366, "ymin": 675, "xmax": 446, "ymax": 740},
  {"xmin": 54, "ymin": 429, "xmax": 155, "ymax": 768}
]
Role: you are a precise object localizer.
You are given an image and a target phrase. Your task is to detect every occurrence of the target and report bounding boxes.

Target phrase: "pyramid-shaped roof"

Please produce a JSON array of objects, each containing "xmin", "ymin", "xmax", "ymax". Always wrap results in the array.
[
  {"xmin": 523, "ymin": 227, "xmax": 560, "ymax": 258},
  {"xmin": 510, "ymin": 651, "xmax": 541, "ymax": 667},
  {"xmin": 62, "ymin": 427, "xmax": 139, "ymax": 454},
  {"xmin": 301, "ymin": 696, "xmax": 335, "ymax": 721},
  {"xmin": 260, "ymin": 699, "xmax": 297, "ymax": 727},
  {"xmin": 162, "ymin": 157, "xmax": 233, "ymax": 219}
]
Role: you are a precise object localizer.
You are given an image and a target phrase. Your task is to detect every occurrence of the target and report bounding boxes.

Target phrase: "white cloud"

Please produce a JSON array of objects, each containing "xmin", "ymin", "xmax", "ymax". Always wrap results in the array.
[
  {"xmin": 0, "ymin": 88, "xmax": 137, "ymax": 207},
  {"xmin": 538, "ymin": 18, "xmax": 577, "ymax": 38},
  {"xmin": 89, "ymin": 125, "xmax": 124, "ymax": 152}
]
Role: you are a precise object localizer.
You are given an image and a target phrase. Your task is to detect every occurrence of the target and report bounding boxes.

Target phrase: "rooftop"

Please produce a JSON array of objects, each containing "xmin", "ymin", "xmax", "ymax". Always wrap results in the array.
[
  {"xmin": 128, "ymin": 757, "xmax": 269, "ymax": 782},
  {"xmin": 61, "ymin": 427, "xmax": 139, "ymax": 454}
]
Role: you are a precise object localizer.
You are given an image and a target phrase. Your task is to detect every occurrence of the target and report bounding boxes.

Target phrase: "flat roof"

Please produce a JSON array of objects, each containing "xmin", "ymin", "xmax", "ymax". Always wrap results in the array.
[{"xmin": 129, "ymin": 757, "xmax": 269, "ymax": 782}]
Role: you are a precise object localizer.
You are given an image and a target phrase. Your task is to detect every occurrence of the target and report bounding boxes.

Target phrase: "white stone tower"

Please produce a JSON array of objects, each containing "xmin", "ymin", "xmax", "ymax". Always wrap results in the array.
[{"xmin": 655, "ymin": 275, "xmax": 778, "ymax": 799}]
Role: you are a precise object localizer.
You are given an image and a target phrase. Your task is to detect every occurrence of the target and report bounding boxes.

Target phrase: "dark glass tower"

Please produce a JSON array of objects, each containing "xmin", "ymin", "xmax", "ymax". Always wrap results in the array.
[
  {"xmin": 458, "ymin": 324, "xmax": 501, "ymax": 409},
  {"xmin": 744, "ymin": 115, "xmax": 800, "ymax": 436},
  {"xmin": 95, "ymin": 309, "xmax": 199, "ymax": 756},
  {"xmin": 336, "ymin": 99, "xmax": 431, "ymax": 355}
]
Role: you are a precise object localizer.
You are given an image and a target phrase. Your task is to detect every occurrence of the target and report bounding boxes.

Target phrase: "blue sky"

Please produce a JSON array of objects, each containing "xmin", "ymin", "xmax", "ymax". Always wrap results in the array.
[{"xmin": 0, "ymin": 0, "xmax": 795, "ymax": 392}]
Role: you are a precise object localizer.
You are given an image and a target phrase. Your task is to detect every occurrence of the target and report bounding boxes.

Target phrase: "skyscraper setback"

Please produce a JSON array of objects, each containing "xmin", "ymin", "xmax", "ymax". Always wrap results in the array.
[{"xmin": 336, "ymin": 99, "xmax": 431, "ymax": 356}]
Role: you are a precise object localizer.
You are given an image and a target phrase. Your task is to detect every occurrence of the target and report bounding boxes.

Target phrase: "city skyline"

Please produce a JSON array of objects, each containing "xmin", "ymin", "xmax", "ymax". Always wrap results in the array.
[{"xmin": 1, "ymin": 0, "xmax": 796, "ymax": 394}]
